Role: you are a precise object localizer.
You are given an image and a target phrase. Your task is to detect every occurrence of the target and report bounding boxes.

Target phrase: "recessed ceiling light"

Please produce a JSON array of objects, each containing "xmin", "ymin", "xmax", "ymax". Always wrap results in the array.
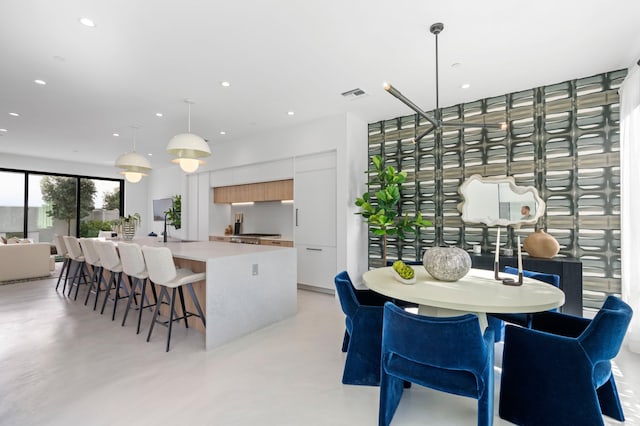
[
  {"xmin": 219, "ymin": 131, "xmax": 226, "ymax": 135},
  {"xmin": 79, "ymin": 18, "xmax": 96, "ymax": 28},
  {"xmin": 461, "ymin": 83, "xmax": 471, "ymax": 89},
  {"xmin": 112, "ymin": 133, "xmax": 120, "ymax": 137},
  {"xmin": 9, "ymin": 112, "xmax": 20, "ymax": 117},
  {"xmin": 147, "ymin": 153, "xmax": 153, "ymax": 156},
  {"xmin": 0, "ymin": 128, "xmax": 7, "ymax": 132},
  {"xmin": 34, "ymin": 79, "xmax": 47, "ymax": 85},
  {"xmin": 287, "ymin": 111, "xmax": 295, "ymax": 116},
  {"xmin": 220, "ymin": 81, "xmax": 231, "ymax": 87},
  {"xmin": 155, "ymin": 112, "xmax": 163, "ymax": 117}
]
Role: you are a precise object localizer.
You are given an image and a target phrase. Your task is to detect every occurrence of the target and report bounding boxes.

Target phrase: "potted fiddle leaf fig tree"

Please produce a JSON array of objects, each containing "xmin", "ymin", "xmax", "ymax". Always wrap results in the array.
[{"xmin": 355, "ymin": 155, "xmax": 431, "ymax": 264}]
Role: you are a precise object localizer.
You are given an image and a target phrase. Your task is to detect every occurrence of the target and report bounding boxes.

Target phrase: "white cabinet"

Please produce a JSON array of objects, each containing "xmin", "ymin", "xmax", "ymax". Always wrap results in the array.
[
  {"xmin": 294, "ymin": 151, "xmax": 337, "ymax": 291},
  {"xmin": 294, "ymin": 168, "xmax": 336, "ymax": 246},
  {"xmin": 296, "ymin": 245, "xmax": 337, "ymax": 290}
]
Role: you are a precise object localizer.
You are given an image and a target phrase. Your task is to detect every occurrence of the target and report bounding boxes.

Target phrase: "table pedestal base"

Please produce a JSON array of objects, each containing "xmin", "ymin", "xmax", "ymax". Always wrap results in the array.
[{"xmin": 417, "ymin": 305, "xmax": 488, "ymax": 331}]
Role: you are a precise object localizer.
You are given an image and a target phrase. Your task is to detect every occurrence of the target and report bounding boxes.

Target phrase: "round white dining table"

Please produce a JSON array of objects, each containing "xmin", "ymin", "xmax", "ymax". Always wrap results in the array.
[{"xmin": 362, "ymin": 266, "xmax": 565, "ymax": 330}]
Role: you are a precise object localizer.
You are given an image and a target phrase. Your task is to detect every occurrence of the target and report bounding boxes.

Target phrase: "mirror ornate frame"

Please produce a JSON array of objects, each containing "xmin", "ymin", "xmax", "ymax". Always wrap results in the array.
[{"xmin": 458, "ymin": 174, "xmax": 545, "ymax": 227}]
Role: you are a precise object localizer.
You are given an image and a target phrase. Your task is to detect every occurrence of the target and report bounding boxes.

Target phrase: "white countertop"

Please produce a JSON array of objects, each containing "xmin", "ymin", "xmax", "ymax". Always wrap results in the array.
[{"xmin": 131, "ymin": 237, "xmax": 292, "ymax": 262}]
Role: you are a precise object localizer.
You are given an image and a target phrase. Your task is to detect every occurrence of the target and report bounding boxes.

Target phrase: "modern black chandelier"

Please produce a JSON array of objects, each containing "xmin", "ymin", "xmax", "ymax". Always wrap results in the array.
[{"xmin": 384, "ymin": 22, "xmax": 506, "ymax": 143}]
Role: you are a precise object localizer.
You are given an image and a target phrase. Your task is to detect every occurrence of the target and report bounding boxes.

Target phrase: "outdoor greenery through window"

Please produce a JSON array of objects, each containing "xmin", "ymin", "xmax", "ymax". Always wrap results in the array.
[{"xmin": 1, "ymin": 169, "xmax": 123, "ymax": 244}]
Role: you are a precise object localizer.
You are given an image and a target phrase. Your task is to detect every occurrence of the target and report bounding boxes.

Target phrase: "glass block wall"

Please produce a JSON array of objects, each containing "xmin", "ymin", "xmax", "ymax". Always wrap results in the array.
[{"xmin": 367, "ymin": 70, "xmax": 626, "ymax": 308}]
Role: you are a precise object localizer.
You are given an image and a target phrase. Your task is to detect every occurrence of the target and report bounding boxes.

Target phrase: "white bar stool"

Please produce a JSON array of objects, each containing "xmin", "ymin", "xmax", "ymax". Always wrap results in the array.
[
  {"xmin": 94, "ymin": 240, "xmax": 129, "ymax": 321},
  {"xmin": 53, "ymin": 234, "xmax": 71, "ymax": 292},
  {"xmin": 62, "ymin": 236, "xmax": 89, "ymax": 300},
  {"xmin": 79, "ymin": 238, "xmax": 107, "ymax": 310},
  {"xmin": 118, "ymin": 242, "xmax": 157, "ymax": 333},
  {"xmin": 141, "ymin": 246, "xmax": 206, "ymax": 352}
]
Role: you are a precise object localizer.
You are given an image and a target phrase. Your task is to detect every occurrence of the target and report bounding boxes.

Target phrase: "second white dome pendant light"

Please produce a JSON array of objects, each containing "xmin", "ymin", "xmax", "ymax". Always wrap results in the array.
[{"xmin": 166, "ymin": 99, "xmax": 211, "ymax": 173}]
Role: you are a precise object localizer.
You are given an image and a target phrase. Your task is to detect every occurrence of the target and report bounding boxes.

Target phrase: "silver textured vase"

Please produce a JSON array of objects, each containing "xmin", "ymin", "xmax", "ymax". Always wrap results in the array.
[{"xmin": 423, "ymin": 246, "xmax": 472, "ymax": 281}]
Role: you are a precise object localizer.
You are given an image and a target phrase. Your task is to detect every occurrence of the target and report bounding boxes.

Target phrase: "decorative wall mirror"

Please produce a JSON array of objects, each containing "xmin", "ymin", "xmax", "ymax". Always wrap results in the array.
[{"xmin": 458, "ymin": 175, "xmax": 545, "ymax": 227}]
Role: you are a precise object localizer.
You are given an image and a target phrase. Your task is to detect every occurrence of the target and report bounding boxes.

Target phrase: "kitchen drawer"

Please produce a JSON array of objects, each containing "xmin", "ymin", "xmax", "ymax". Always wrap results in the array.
[
  {"xmin": 261, "ymin": 239, "xmax": 293, "ymax": 247},
  {"xmin": 296, "ymin": 245, "xmax": 336, "ymax": 291}
]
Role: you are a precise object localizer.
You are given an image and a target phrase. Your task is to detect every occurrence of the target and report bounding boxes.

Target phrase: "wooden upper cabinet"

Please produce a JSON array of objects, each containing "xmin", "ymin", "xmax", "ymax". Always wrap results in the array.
[
  {"xmin": 264, "ymin": 179, "xmax": 293, "ymax": 201},
  {"xmin": 213, "ymin": 179, "xmax": 293, "ymax": 204}
]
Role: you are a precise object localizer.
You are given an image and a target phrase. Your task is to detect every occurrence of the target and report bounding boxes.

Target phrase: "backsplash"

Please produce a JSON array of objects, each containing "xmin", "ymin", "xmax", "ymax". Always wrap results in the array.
[{"xmin": 223, "ymin": 202, "xmax": 293, "ymax": 237}]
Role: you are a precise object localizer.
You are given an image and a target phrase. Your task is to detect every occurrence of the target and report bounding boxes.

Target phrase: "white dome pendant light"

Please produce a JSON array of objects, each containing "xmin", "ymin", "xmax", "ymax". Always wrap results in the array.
[
  {"xmin": 166, "ymin": 99, "xmax": 210, "ymax": 173},
  {"xmin": 115, "ymin": 126, "xmax": 151, "ymax": 183}
]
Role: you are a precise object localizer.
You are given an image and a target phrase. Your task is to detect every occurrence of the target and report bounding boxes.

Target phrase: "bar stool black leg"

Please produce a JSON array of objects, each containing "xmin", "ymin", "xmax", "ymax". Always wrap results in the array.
[
  {"xmin": 121, "ymin": 277, "xmax": 140, "ymax": 328},
  {"xmin": 147, "ymin": 287, "xmax": 168, "ymax": 343},
  {"xmin": 55, "ymin": 258, "xmax": 70, "ymax": 291},
  {"xmin": 167, "ymin": 287, "xmax": 177, "ymax": 352},
  {"xmin": 136, "ymin": 279, "xmax": 149, "ymax": 334},
  {"xmin": 111, "ymin": 272, "xmax": 122, "ymax": 321},
  {"xmin": 177, "ymin": 286, "xmax": 188, "ymax": 328},
  {"xmin": 100, "ymin": 273, "xmax": 116, "ymax": 315},
  {"xmin": 186, "ymin": 283, "xmax": 206, "ymax": 327}
]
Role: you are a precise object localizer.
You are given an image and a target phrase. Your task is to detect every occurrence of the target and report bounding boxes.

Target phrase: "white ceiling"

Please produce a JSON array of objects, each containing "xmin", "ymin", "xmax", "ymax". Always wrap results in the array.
[{"xmin": 1, "ymin": 0, "xmax": 639, "ymax": 169}]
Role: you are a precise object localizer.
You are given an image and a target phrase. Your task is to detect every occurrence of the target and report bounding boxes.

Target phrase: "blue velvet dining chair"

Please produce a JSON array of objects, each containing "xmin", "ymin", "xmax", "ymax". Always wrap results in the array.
[
  {"xmin": 334, "ymin": 271, "xmax": 385, "ymax": 386},
  {"xmin": 379, "ymin": 302, "xmax": 495, "ymax": 426},
  {"xmin": 487, "ymin": 267, "xmax": 560, "ymax": 342},
  {"xmin": 499, "ymin": 295, "xmax": 633, "ymax": 426}
]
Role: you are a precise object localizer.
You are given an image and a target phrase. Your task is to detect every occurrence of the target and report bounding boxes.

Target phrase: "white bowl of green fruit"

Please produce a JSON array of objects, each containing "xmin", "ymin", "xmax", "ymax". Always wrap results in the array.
[{"xmin": 391, "ymin": 260, "xmax": 416, "ymax": 284}]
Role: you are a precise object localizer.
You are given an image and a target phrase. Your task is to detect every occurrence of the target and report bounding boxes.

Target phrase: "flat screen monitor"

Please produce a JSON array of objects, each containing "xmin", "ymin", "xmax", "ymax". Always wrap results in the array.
[{"xmin": 153, "ymin": 198, "xmax": 172, "ymax": 221}]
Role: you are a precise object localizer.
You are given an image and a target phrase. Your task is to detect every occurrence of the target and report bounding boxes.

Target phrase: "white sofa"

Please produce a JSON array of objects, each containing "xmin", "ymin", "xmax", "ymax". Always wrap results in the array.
[{"xmin": 0, "ymin": 242, "xmax": 54, "ymax": 282}]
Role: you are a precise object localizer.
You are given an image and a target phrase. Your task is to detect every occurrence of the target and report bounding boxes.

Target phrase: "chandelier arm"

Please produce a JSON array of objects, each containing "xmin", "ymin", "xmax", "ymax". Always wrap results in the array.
[
  {"xmin": 414, "ymin": 125, "xmax": 436, "ymax": 143},
  {"xmin": 384, "ymin": 84, "xmax": 439, "ymax": 127}
]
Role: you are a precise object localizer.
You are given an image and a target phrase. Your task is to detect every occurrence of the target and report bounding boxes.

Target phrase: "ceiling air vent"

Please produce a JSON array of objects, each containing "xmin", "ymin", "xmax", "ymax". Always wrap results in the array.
[{"xmin": 341, "ymin": 88, "xmax": 367, "ymax": 100}]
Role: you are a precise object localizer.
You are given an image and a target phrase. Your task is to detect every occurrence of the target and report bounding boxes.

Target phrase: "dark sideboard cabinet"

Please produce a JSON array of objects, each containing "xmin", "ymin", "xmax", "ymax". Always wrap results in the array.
[{"xmin": 470, "ymin": 254, "xmax": 583, "ymax": 317}]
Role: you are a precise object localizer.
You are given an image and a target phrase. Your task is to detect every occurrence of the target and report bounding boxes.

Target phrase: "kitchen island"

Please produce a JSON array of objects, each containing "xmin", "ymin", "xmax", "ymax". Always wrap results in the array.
[{"xmin": 135, "ymin": 238, "xmax": 297, "ymax": 350}]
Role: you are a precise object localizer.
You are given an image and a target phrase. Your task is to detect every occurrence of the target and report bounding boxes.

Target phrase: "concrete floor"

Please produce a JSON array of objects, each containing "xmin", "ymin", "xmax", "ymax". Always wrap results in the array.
[{"xmin": 1, "ymin": 269, "xmax": 639, "ymax": 425}]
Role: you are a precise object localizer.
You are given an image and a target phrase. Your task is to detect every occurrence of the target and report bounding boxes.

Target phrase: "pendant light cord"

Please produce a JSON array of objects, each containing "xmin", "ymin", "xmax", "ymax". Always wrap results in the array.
[{"xmin": 187, "ymin": 102, "xmax": 192, "ymax": 133}]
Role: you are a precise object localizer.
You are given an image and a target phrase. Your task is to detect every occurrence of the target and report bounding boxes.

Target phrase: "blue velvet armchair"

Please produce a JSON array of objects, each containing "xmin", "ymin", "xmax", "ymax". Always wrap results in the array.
[
  {"xmin": 499, "ymin": 295, "xmax": 633, "ymax": 426},
  {"xmin": 334, "ymin": 271, "xmax": 385, "ymax": 386},
  {"xmin": 379, "ymin": 302, "xmax": 495, "ymax": 426},
  {"xmin": 487, "ymin": 267, "xmax": 560, "ymax": 342}
]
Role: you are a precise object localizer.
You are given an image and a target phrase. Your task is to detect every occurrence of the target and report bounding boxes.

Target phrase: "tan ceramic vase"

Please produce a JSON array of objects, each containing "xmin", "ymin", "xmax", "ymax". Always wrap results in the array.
[{"xmin": 523, "ymin": 229, "xmax": 560, "ymax": 259}]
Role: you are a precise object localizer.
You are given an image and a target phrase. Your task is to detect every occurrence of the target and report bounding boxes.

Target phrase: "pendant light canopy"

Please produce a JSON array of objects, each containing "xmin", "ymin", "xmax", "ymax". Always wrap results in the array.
[
  {"xmin": 166, "ymin": 100, "xmax": 210, "ymax": 173},
  {"xmin": 115, "ymin": 126, "xmax": 151, "ymax": 183}
]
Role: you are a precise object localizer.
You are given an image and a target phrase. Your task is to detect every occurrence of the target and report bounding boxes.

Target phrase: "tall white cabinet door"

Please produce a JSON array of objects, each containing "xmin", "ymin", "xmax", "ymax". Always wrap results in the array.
[
  {"xmin": 294, "ymin": 152, "xmax": 337, "ymax": 291},
  {"xmin": 294, "ymin": 167, "xmax": 336, "ymax": 246}
]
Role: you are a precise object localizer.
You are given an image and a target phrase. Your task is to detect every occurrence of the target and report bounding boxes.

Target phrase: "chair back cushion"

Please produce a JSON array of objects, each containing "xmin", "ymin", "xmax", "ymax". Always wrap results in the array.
[
  {"xmin": 95, "ymin": 241, "xmax": 121, "ymax": 271},
  {"xmin": 579, "ymin": 296, "xmax": 633, "ymax": 362},
  {"xmin": 504, "ymin": 266, "xmax": 560, "ymax": 287},
  {"xmin": 382, "ymin": 302, "xmax": 489, "ymax": 374},
  {"xmin": 78, "ymin": 238, "xmax": 100, "ymax": 265},
  {"xmin": 53, "ymin": 234, "xmax": 68, "ymax": 256},
  {"xmin": 118, "ymin": 242, "xmax": 147, "ymax": 277},
  {"xmin": 141, "ymin": 246, "xmax": 177, "ymax": 284},
  {"xmin": 63, "ymin": 236, "xmax": 83, "ymax": 260},
  {"xmin": 334, "ymin": 271, "xmax": 359, "ymax": 318}
]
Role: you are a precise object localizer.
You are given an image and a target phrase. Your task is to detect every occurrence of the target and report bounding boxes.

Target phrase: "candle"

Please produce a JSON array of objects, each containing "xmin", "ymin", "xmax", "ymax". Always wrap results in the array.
[
  {"xmin": 517, "ymin": 235, "xmax": 523, "ymax": 273},
  {"xmin": 495, "ymin": 227, "xmax": 501, "ymax": 263}
]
